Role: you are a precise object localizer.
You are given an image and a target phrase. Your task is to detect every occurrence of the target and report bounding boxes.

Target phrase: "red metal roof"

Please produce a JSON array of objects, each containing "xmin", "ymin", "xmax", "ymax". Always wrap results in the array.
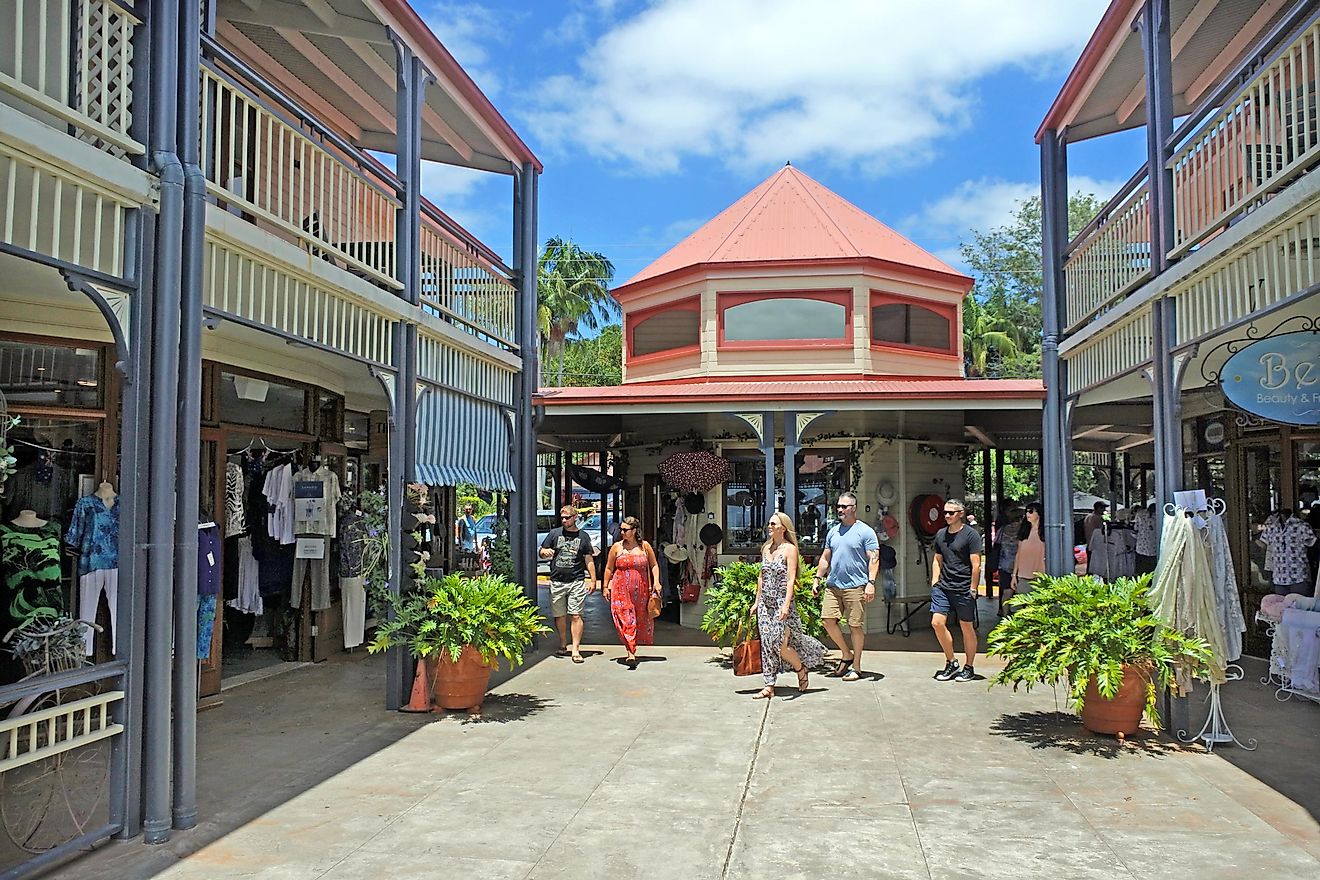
[
  {"xmin": 617, "ymin": 166, "xmax": 969, "ymax": 294},
  {"xmin": 537, "ymin": 377, "xmax": 1044, "ymax": 406}
]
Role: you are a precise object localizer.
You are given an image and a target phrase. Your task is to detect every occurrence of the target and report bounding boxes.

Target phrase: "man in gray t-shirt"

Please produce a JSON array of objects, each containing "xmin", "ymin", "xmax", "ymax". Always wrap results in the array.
[
  {"xmin": 931, "ymin": 498, "xmax": 983, "ymax": 683},
  {"xmin": 812, "ymin": 491, "xmax": 879, "ymax": 681}
]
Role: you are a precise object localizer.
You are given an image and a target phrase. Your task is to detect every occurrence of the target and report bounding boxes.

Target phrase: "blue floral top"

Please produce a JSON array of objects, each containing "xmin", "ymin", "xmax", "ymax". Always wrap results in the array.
[{"xmin": 66, "ymin": 495, "xmax": 119, "ymax": 576}]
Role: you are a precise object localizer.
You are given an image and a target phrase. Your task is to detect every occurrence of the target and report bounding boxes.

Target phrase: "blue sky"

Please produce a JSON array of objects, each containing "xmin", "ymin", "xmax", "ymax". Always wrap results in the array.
[{"xmin": 415, "ymin": 0, "xmax": 1148, "ymax": 287}]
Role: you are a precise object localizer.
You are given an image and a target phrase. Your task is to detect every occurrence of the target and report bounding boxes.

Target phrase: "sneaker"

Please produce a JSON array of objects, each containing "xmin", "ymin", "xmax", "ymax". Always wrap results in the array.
[
  {"xmin": 933, "ymin": 660, "xmax": 960, "ymax": 682},
  {"xmin": 954, "ymin": 665, "xmax": 976, "ymax": 682}
]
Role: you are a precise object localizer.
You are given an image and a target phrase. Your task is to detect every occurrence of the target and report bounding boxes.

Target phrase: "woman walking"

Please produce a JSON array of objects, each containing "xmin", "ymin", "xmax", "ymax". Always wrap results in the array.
[
  {"xmin": 1010, "ymin": 501, "xmax": 1047, "ymax": 600},
  {"xmin": 753, "ymin": 512, "xmax": 826, "ymax": 699},
  {"xmin": 602, "ymin": 516, "xmax": 661, "ymax": 668}
]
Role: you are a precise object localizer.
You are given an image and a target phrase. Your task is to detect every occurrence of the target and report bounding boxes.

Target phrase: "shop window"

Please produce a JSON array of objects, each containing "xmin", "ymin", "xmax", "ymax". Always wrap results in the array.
[
  {"xmin": 0, "ymin": 339, "xmax": 102, "ymax": 408},
  {"xmin": 219, "ymin": 371, "xmax": 308, "ymax": 432},
  {"xmin": 2, "ymin": 418, "xmax": 100, "ymax": 522},
  {"xmin": 794, "ymin": 449, "xmax": 850, "ymax": 550},
  {"xmin": 630, "ymin": 307, "xmax": 699, "ymax": 357},
  {"xmin": 871, "ymin": 301, "xmax": 953, "ymax": 352},
  {"xmin": 317, "ymin": 390, "xmax": 344, "ymax": 441},
  {"xmin": 723, "ymin": 453, "xmax": 769, "ymax": 551},
  {"xmin": 722, "ymin": 295, "xmax": 848, "ymax": 343},
  {"xmin": 344, "ymin": 411, "xmax": 370, "ymax": 449}
]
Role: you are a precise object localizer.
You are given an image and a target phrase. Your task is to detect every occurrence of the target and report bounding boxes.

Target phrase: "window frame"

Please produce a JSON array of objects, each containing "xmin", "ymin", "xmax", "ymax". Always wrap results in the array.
[
  {"xmin": 868, "ymin": 291, "xmax": 958, "ymax": 357},
  {"xmin": 716, "ymin": 290, "xmax": 853, "ymax": 350},
  {"xmin": 625, "ymin": 296, "xmax": 702, "ymax": 364}
]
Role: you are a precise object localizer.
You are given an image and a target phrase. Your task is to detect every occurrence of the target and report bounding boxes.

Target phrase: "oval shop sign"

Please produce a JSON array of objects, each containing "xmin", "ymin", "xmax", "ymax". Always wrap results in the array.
[{"xmin": 1221, "ymin": 331, "xmax": 1320, "ymax": 426}]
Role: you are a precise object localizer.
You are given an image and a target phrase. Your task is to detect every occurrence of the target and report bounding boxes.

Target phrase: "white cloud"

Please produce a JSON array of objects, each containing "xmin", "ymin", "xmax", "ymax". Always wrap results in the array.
[
  {"xmin": 418, "ymin": 2, "xmax": 508, "ymax": 96},
  {"xmin": 909, "ymin": 175, "xmax": 1126, "ymax": 243},
  {"xmin": 419, "ymin": 161, "xmax": 509, "ymax": 258},
  {"xmin": 527, "ymin": 0, "xmax": 1109, "ymax": 174}
]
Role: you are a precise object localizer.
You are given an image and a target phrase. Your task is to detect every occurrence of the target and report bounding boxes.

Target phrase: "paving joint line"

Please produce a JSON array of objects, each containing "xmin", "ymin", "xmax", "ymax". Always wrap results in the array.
[
  {"xmin": 719, "ymin": 695, "xmax": 771, "ymax": 879},
  {"xmin": 871, "ymin": 660, "xmax": 934, "ymax": 880}
]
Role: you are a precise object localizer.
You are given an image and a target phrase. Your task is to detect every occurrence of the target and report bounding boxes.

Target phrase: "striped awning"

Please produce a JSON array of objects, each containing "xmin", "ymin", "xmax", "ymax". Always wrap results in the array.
[{"xmin": 415, "ymin": 388, "xmax": 515, "ymax": 490}]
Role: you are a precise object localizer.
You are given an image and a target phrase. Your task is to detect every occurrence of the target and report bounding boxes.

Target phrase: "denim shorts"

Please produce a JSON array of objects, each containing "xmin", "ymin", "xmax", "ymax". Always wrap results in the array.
[{"xmin": 930, "ymin": 585, "xmax": 976, "ymax": 622}]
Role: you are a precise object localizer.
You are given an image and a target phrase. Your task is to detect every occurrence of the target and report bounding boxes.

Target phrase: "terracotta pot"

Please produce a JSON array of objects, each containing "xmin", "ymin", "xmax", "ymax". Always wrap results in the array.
[
  {"xmin": 424, "ymin": 646, "xmax": 493, "ymax": 711},
  {"xmin": 1080, "ymin": 664, "xmax": 1150, "ymax": 736}
]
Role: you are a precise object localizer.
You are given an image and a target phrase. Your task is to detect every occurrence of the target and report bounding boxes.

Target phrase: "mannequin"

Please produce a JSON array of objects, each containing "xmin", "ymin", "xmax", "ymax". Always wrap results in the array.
[
  {"xmin": 11, "ymin": 509, "xmax": 47, "ymax": 527},
  {"xmin": 95, "ymin": 481, "xmax": 118, "ymax": 508}
]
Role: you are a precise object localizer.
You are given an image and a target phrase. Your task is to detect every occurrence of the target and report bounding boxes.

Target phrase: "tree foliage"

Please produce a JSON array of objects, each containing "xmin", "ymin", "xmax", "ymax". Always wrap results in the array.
[
  {"xmin": 550, "ymin": 324, "xmax": 622, "ymax": 386},
  {"xmin": 537, "ymin": 238, "xmax": 617, "ymax": 386},
  {"xmin": 959, "ymin": 193, "xmax": 1104, "ymax": 378}
]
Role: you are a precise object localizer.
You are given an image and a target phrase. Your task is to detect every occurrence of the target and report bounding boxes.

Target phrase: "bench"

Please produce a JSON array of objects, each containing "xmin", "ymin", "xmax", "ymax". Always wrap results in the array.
[{"xmin": 885, "ymin": 594, "xmax": 931, "ymax": 637}]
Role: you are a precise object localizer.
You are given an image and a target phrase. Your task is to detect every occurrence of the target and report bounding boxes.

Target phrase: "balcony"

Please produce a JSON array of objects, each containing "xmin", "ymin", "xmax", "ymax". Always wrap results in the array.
[{"xmin": 1063, "ymin": 14, "xmax": 1320, "ymax": 333}]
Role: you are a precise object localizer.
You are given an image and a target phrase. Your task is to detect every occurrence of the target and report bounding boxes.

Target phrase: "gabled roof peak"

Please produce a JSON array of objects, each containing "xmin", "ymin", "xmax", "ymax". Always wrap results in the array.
[{"xmin": 619, "ymin": 166, "xmax": 967, "ymax": 292}]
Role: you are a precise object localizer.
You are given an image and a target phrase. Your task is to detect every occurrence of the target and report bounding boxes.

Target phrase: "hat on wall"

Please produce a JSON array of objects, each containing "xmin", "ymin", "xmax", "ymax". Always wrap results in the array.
[
  {"xmin": 683, "ymin": 492, "xmax": 706, "ymax": 515},
  {"xmin": 663, "ymin": 543, "xmax": 689, "ymax": 564},
  {"xmin": 876, "ymin": 480, "xmax": 897, "ymax": 507},
  {"xmin": 699, "ymin": 522, "xmax": 724, "ymax": 547},
  {"xmin": 881, "ymin": 513, "xmax": 901, "ymax": 539}
]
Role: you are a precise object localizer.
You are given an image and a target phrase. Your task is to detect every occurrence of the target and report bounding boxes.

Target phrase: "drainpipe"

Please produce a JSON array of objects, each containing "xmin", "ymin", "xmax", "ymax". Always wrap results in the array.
[
  {"xmin": 171, "ymin": 0, "xmax": 204, "ymax": 832},
  {"xmin": 143, "ymin": 0, "xmax": 183, "ymax": 846}
]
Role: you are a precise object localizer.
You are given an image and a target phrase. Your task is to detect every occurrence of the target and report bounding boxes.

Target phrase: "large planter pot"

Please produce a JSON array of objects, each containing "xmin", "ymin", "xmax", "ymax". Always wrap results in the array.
[
  {"xmin": 425, "ymin": 646, "xmax": 493, "ymax": 712},
  {"xmin": 1080, "ymin": 664, "xmax": 1150, "ymax": 736}
]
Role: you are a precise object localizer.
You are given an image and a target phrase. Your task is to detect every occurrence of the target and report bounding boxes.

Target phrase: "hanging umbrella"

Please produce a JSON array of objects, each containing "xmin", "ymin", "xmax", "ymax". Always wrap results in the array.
[
  {"xmin": 658, "ymin": 450, "xmax": 732, "ymax": 493},
  {"xmin": 568, "ymin": 462, "xmax": 624, "ymax": 493}
]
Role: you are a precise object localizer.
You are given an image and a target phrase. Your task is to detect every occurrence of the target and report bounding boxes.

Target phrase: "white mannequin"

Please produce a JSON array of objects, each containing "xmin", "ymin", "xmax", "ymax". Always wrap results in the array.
[
  {"xmin": 11, "ymin": 509, "xmax": 47, "ymax": 527},
  {"xmin": 95, "ymin": 481, "xmax": 118, "ymax": 508}
]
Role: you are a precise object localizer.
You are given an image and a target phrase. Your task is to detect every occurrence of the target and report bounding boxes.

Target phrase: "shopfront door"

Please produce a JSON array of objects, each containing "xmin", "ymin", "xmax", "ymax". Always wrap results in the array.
[{"xmin": 199, "ymin": 429, "xmax": 225, "ymax": 699}]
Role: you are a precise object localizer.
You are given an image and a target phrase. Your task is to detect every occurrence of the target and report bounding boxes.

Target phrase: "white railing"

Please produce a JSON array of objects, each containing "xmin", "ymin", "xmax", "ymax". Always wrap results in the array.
[
  {"xmin": 1170, "ymin": 20, "xmax": 1320, "ymax": 257},
  {"xmin": 201, "ymin": 65, "xmax": 403, "ymax": 291},
  {"xmin": 1063, "ymin": 177, "xmax": 1152, "ymax": 330},
  {"xmin": 0, "ymin": 0, "xmax": 142, "ymax": 156},
  {"xmin": 0, "ymin": 690, "xmax": 123, "ymax": 774},
  {"xmin": 1064, "ymin": 310, "xmax": 1154, "ymax": 393},
  {"xmin": 420, "ymin": 210, "xmax": 517, "ymax": 345},
  {"xmin": 0, "ymin": 137, "xmax": 133, "ymax": 277}
]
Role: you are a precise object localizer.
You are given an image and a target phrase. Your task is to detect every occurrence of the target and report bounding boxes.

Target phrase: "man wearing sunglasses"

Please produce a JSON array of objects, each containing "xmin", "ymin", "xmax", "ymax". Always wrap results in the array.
[
  {"xmin": 930, "ymin": 499, "xmax": 982, "ymax": 682},
  {"xmin": 539, "ymin": 504, "xmax": 597, "ymax": 663},
  {"xmin": 811, "ymin": 491, "xmax": 879, "ymax": 681}
]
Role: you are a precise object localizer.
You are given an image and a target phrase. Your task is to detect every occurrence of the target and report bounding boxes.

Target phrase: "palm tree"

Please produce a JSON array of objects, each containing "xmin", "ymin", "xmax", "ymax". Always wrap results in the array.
[
  {"xmin": 537, "ymin": 238, "xmax": 617, "ymax": 386},
  {"xmin": 962, "ymin": 295, "xmax": 1025, "ymax": 377}
]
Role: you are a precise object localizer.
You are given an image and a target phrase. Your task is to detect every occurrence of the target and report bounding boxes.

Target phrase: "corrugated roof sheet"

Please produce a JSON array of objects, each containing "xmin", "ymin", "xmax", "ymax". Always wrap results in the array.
[
  {"xmin": 620, "ymin": 166, "xmax": 967, "ymax": 289},
  {"xmin": 537, "ymin": 377, "xmax": 1044, "ymax": 405}
]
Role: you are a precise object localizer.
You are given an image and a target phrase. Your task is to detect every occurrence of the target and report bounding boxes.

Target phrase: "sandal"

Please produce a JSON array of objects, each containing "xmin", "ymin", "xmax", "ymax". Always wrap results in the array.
[
  {"xmin": 796, "ymin": 666, "xmax": 809, "ymax": 691},
  {"xmin": 571, "ymin": 654, "xmax": 584, "ymax": 664},
  {"xmin": 827, "ymin": 659, "xmax": 852, "ymax": 677},
  {"xmin": 752, "ymin": 687, "xmax": 774, "ymax": 700}
]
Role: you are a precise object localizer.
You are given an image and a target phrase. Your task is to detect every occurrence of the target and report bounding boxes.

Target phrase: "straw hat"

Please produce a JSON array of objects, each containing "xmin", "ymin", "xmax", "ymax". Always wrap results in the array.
[
  {"xmin": 876, "ymin": 480, "xmax": 897, "ymax": 506},
  {"xmin": 663, "ymin": 543, "xmax": 689, "ymax": 564}
]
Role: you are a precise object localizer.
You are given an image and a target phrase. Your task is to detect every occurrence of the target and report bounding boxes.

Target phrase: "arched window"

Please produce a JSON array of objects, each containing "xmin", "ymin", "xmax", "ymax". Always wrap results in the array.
[
  {"xmin": 870, "ymin": 298, "xmax": 953, "ymax": 352},
  {"xmin": 629, "ymin": 305, "xmax": 700, "ymax": 358},
  {"xmin": 719, "ymin": 293, "xmax": 850, "ymax": 344}
]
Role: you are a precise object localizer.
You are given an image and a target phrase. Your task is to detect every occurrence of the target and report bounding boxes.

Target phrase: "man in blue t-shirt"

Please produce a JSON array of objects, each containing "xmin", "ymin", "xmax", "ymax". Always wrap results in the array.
[{"xmin": 812, "ymin": 491, "xmax": 879, "ymax": 681}]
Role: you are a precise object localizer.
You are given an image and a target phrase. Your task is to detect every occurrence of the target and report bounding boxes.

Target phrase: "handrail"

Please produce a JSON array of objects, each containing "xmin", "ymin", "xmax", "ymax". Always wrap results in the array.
[
  {"xmin": 1166, "ymin": 0, "xmax": 1320, "ymax": 153},
  {"xmin": 1063, "ymin": 166, "xmax": 1149, "ymax": 260},
  {"xmin": 420, "ymin": 199, "xmax": 514, "ymax": 278}
]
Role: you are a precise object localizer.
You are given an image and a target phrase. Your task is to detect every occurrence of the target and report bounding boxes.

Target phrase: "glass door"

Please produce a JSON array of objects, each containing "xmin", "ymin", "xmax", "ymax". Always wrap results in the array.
[{"xmin": 198, "ymin": 432, "xmax": 224, "ymax": 698}]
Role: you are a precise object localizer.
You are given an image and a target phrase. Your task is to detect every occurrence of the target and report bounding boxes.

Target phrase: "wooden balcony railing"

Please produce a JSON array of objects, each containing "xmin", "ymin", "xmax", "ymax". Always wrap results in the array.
[
  {"xmin": 1062, "ymin": 174, "xmax": 1152, "ymax": 330},
  {"xmin": 420, "ymin": 206, "xmax": 516, "ymax": 345},
  {"xmin": 0, "ymin": 0, "xmax": 143, "ymax": 156},
  {"xmin": 1169, "ymin": 19, "xmax": 1320, "ymax": 256}
]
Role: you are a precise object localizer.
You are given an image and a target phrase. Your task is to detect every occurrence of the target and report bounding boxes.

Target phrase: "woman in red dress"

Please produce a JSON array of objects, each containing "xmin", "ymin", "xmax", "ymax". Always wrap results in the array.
[{"xmin": 602, "ymin": 516, "xmax": 661, "ymax": 668}]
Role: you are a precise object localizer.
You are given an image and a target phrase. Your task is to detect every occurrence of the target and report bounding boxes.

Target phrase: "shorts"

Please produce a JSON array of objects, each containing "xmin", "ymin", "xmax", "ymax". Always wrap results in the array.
[
  {"xmin": 821, "ymin": 586, "xmax": 866, "ymax": 627},
  {"xmin": 550, "ymin": 578, "xmax": 587, "ymax": 617},
  {"xmin": 930, "ymin": 585, "xmax": 977, "ymax": 622}
]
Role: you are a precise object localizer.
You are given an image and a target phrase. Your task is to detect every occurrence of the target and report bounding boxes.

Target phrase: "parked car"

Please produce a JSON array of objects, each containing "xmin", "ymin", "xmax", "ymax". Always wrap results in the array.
[{"xmin": 473, "ymin": 513, "xmax": 499, "ymax": 552}]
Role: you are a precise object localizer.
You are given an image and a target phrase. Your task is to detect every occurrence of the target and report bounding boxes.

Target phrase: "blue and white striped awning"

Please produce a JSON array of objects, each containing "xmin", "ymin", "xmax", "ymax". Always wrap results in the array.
[{"xmin": 415, "ymin": 387, "xmax": 515, "ymax": 490}]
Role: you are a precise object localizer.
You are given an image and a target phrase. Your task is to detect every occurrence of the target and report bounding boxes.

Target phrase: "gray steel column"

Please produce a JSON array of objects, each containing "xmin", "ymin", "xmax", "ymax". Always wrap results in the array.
[
  {"xmin": 385, "ymin": 326, "xmax": 406, "ymax": 710},
  {"xmin": 514, "ymin": 164, "xmax": 539, "ymax": 603},
  {"xmin": 112, "ymin": 209, "xmax": 155, "ymax": 839},
  {"xmin": 782, "ymin": 411, "xmax": 798, "ymax": 525},
  {"xmin": 143, "ymin": 0, "xmax": 184, "ymax": 846},
  {"xmin": 1039, "ymin": 128, "xmax": 1073, "ymax": 575},
  {"xmin": 761, "ymin": 412, "xmax": 776, "ymax": 529},
  {"xmin": 510, "ymin": 172, "xmax": 527, "ymax": 591},
  {"xmin": 1141, "ymin": 0, "xmax": 1175, "ymax": 275},
  {"xmin": 171, "ymin": 0, "xmax": 204, "ymax": 831}
]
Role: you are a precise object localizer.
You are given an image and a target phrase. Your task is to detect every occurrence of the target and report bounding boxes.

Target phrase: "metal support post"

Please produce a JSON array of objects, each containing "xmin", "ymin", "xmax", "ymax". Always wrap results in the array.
[
  {"xmin": 171, "ymin": 0, "xmax": 204, "ymax": 831},
  {"xmin": 512, "ymin": 164, "xmax": 539, "ymax": 603},
  {"xmin": 1140, "ymin": 0, "xmax": 1175, "ymax": 275},
  {"xmin": 782, "ymin": 411, "xmax": 798, "ymax": 525},
  {"xmin": 384, "ymin": 325, "xmax": 406, "ymax": 711},
  {"xmin": 761, "ymin": 413, "xmax": 776, "ymax": 527},
  {"xmin": 1039, "ymin": 128, "xmax": 1073, "ymax": 575}
]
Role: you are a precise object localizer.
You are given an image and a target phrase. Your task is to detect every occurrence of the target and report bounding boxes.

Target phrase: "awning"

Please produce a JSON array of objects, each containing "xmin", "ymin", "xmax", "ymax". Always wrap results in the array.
[{"xmin": 415, "ymin": 388, "xmax": 515, "ymax": 490}]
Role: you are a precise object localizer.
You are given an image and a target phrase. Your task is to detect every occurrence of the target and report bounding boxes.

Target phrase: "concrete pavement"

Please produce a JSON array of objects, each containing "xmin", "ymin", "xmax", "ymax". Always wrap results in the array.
[{"xmin": 54, "ymin": 627, "xmax": 1320, "ymax": 880}]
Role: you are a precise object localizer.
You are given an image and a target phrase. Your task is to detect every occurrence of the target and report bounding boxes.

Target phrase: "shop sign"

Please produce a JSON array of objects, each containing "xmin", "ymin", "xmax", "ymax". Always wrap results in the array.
[{"xmin": 1220, "ymin": 332, "xmax": 1320, "ymax": 426}]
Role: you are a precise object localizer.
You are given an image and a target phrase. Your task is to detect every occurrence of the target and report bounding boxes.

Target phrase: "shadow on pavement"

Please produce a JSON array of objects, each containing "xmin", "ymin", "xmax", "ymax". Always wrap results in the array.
[
  {"xmin": 456, "ymin": 692, "xmax": 554, "ymax": 725},
  {"xmin": 989, "ymin": 709, "xmax": 1182, "ymax": 758}
]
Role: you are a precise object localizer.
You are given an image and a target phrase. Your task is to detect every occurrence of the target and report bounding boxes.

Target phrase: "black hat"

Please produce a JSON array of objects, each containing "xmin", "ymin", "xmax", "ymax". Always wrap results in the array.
[
  {"xmin": 684, "ymin": 492, "xmax": 705, "ymax": 514},
  {"xmin": 699, "ymin": 522, "xmax": 724, "ymax": 547}
]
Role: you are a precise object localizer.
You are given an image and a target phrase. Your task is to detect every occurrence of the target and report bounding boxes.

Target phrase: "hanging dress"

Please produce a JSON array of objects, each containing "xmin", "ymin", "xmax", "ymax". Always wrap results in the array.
[
  {"xmin": 608, "ymin": 547, "xmax": 654, "ymax": 654},
  {"xmin": 756, "ymin": 553, "xmax": 825, "ymax": 687}
]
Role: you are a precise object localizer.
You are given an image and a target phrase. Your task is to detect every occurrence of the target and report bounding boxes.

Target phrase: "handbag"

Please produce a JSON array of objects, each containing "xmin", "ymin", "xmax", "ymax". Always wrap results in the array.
[
  {"xmin": 679, "ymin": 582, "xmax": 700, "ymax": 603},
  {"xmin": 732, "ymin": 639, "xmax": 762, "ymax": 676},
  {"xmin": 648, "ymin": 594, "xmax": 662, "ymax": 618}
]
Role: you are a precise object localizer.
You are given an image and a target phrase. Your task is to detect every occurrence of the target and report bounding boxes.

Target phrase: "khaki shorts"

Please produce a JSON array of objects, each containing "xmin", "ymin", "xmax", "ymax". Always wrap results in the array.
[
  {"xmin": 550, "ymin": 578, "xmax": 587, "ymax": 617},
  {"xmin": 821, "ymin": 586, "xmax": 867, "ymax": 628}
]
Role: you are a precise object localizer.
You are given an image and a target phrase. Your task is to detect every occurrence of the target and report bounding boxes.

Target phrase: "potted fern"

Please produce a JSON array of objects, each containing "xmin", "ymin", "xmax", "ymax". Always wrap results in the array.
[
  {"xmin": 701, "ymin": 560, "xmax": 823, "ymax": 647},
  {"xmin": 985, "ymin": 573, "xmax": 1213, "ymax": 736},
  {"xmin": 369, "ymin": 572, "xmax": 549, "ymax": 712}
]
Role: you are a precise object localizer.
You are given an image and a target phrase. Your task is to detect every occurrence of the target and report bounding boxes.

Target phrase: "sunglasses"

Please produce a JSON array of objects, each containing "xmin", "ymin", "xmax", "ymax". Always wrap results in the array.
[
  {"xmin": 836, "ymin": 503, "xmax": 855, "ymax": 509},
  {"xmin": 943, "ymin": 510, "xmax": 962, "ymax": 516},
  {"xmin": 620, "ymin": 526, "xmax": 635, "ymax": 532}
]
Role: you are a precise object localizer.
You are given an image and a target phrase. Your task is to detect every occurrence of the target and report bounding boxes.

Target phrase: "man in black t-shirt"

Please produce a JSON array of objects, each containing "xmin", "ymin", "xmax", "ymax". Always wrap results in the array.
[
  {"xmin": 538, "ymin": 505, "xmax": 597, "ymax": 663},
  {"xmin": 930, "ymin": 498, "xmax": 983, "ymax": 683}
]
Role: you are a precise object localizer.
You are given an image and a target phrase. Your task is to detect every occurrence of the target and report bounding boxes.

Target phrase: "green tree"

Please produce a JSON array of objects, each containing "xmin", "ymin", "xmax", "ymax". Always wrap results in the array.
[
  {"xmin": 959, "ymin": 193, "xmax": 1104, "ymax": 378},
  {"xmin": 552, "ymin": 324, "xmax": 622, "ymax": 386},
  {"xmin": 537, "ymin": 238, "xmax": 617, "ymax": 386}
]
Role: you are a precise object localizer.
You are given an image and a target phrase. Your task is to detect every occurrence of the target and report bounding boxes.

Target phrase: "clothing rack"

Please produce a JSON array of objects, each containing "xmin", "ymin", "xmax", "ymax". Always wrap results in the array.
[{"xmin": 1261, "ymin": 616, "xmax": 1320, "ymax": 706}]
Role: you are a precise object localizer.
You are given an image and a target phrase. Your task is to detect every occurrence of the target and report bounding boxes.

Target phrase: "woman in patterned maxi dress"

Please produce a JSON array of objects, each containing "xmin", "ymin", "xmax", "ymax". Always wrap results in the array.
[
  {"xmin": 754, "ymin": 512, "xmax": 826, "ymax": 699},
  {"xmin": 603, "ymin": 516, "xmax": 661, "ymax": 668}
]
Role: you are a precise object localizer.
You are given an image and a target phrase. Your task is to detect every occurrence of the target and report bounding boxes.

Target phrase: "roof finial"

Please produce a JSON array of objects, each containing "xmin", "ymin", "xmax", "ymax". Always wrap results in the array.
[{"xmin": 785, "ymin": 160, "xmax": 792, "ymax": 166}]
